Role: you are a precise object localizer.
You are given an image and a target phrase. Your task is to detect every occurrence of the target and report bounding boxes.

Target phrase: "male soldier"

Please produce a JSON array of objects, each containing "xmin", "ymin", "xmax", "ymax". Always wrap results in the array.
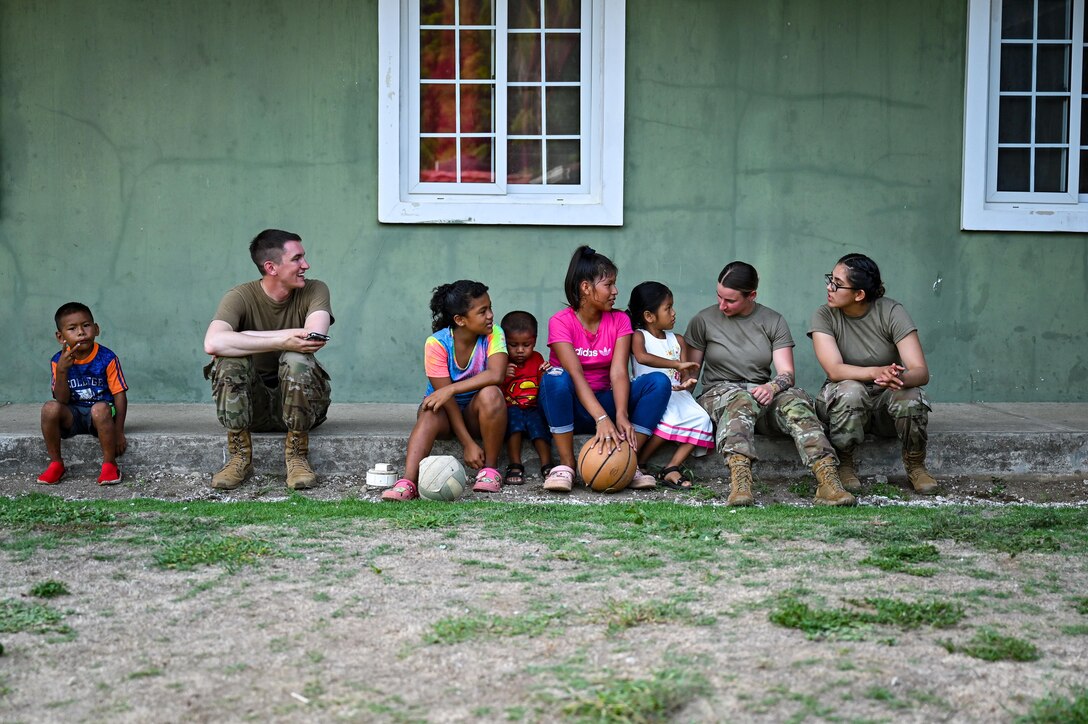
[{"xmin": 203, "ymin": 229, "xmax": 332, "ymax": 490}]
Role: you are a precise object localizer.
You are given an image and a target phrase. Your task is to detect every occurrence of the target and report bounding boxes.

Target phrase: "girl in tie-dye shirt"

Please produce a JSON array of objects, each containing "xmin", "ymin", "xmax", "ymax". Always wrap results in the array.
[{"xmin": 382, "ymin": 280, "xmax": 509, "ymax": 501}]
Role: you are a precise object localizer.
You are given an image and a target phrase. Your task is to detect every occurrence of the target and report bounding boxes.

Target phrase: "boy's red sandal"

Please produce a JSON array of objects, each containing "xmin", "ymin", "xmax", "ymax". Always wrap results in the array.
[
  {"xmin": 97, "ymin": 462, "xmax": 122, "ymax": 485},
  {"xmin": 37, "ymin": 462, "xmax": 65, "ymax": 485}
]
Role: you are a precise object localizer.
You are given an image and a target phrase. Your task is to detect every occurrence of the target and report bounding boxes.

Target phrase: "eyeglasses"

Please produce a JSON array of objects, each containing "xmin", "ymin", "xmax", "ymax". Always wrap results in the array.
[{"xmin": 824, "ymin": 273, "xmax": 856, "ymax": 292}]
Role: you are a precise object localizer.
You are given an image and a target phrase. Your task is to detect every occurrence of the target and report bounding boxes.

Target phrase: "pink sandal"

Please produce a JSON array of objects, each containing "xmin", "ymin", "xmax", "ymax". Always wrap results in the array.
[
  {"xmin": 381, "ymin": 479, "xmax": 418, "ymax": 501},
  {"xmin": 542, "ymin": 464, "xmax": 575, "ymax": 493},
  {"xmin": 472, "ymin": 467, "xmax": 503, "ymax": 493}
]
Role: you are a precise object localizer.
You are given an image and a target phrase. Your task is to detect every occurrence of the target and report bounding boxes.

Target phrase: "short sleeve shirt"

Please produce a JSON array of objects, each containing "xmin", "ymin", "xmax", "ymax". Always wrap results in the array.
[
  {"xmin": 50, "ymin": 343, "xmax": 128, "ymax": 408},
  {"xmin": 423, "ymin": 325, "xmax": 508, "ymax": 405},
  {"xmin": 212, "ymin": 279, "xmax": 334, "ymax": 379},
  {"xmin": 547, "ymin": 308, "xmax": 633, "ymax": 392},
  {"xmin": 807, "ymin": 297, "xmax": 916, "ymax": 371},
  {"xmin": 504, "ymin": 350, "xmax": 546, "ymax": 409},
  {"xmin": 684, "ymin": 303, "xmax": 794, "ymax": 386}
]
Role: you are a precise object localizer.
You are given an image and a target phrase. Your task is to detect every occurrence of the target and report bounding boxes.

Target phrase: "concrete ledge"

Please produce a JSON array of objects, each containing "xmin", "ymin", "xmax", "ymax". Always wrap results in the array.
[{"xmin": 1, "ymin": 402, "xmax": 1086, "ymax": 481}]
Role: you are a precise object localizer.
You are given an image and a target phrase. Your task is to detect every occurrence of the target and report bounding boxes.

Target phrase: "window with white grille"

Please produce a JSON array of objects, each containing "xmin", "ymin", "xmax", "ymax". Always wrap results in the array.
[
  {"xmin": 964, "ymin": 0, "xmax": 1088, "ymax": 230},
  {"xmin": 378, "ymin": 0, "xmax": 625, "ymax": 225}
]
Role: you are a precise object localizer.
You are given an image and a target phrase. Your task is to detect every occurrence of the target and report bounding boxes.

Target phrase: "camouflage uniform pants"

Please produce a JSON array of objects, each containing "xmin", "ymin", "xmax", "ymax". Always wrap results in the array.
[
  {"xmin": 207, "ymin": 353, "xmax": 331, "ymax": 433},
  {"xmin": 696, "ymin": 382, "xmax": 835, "ymax": 466},
  {"xmin": 815, "ymin": 380, "xmax": 929, "ymax": 455}
]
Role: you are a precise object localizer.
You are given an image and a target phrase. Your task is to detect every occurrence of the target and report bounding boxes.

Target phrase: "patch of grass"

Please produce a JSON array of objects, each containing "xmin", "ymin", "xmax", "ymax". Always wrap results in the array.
[
  {"xmin": 594, "ymin": 598, "xmax": 712, "ymax": 635},
  {"xmin": 1072, "ymin": 596, "xmax": 1088, "ymax": 615},
  {"xmin": 861, "ymin": 543, "xmax": 940, "ymax": 577},
  {"xmin": 559, "ymin": 667, "xmax": 709, "ymax": 722},
  {"xmin": 0, "ymin": 494, "xmax": 115, "ymax": 529},
  {"xmin": 770, "ymin": 595, "xmax": 963, "ymax": 640},
  {"xmin": 868, "ymin": 482, "xmax": 907, "ymax": 499},
  {"xmin": 1059, "ymin": 624, "xmax": 1088, "ymax": 635},
  {"xmin": 0, "ymin": 599, "xmax": 71, "ymax": 635},
  {"xmin": 769, "ymin": 597, "xmax": 863, "ymax": 639},
  {"xmin": 29, "ymin": 580, "xmax": 70, "ymax": 598},
  {"xmin": 154, "ymin": 534, "xmax": 278, "ymax": 570},
  {"xmin": 851, "ymin": 597, "xmax": 964, "ymax": 630},
  {"xmin": 940, "ymin": 628, "xmax": 1040, "ymax": 662},
  {"xmin": 424, "ymin": 609, "xmax": 565, "ymax": 645},
  {"xmin": 1016, "ymin": 687, "xmax": 1088, "ymax": 723},
  {"xmin": 128, "ymin": 667, "xmax": 163, "ymax": 679},
  {"xmin": 787, "ymin": 480, "xmax": 814, "ymax": 498}
]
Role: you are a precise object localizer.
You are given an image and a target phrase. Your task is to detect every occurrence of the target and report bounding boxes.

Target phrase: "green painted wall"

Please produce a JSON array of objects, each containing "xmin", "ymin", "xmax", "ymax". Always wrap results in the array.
[{"xmin": 2, "ymin": 0, "xmax": 1085, "ymax": 404}]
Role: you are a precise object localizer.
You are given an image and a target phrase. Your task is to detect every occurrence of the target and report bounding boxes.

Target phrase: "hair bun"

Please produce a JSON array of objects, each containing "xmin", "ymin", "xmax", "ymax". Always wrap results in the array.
[{"xmin": 583, "ymin": 246, "xmax": 596, "ymax": 257}]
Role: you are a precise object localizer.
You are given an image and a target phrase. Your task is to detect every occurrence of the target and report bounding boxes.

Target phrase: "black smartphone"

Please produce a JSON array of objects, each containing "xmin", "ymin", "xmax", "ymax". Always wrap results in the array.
[{"xmin": 305, "ymin": 332, "xmax": 330, "ymax": 341}]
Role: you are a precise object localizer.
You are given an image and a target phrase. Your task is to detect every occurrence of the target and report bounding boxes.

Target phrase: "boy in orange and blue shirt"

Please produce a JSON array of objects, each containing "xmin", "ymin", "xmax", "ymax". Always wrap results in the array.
[
  {"xmin": 38, "ymin": 302, "xmax": 128, "ymax": 485},
  {"xmin": 500, "ymin": 311, "xmax": 552, "ymax": 484}
]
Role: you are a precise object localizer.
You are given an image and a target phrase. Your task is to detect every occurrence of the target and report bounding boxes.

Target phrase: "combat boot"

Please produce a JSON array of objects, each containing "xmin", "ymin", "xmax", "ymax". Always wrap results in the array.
[
  {"xmin": 903, "ymin": 450, "xmax": 938, "ymax": 495},
  {"xmin": 285, "ymin": 430, "xmax": 317, "ymax": 490},
  {"xmin": 836, "ymin": 449, "xmax": 862, "ymax": 493},
  {"xmin": 726, "ymin": 454, "xmax": 755, "ymax": 507},
  {"xmin": 811, "ymin": 456, "xmax": 856, "ymax": 507},
  {"xmin": 211, "ymin": 430, "xmax": 253, "ymax": 490}
]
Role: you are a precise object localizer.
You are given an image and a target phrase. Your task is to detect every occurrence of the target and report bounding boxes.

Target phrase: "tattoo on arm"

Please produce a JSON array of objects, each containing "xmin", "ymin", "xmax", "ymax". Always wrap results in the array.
[{"xmin": 769, "ymin": 372, "xmax": 794, "ymax": 395}]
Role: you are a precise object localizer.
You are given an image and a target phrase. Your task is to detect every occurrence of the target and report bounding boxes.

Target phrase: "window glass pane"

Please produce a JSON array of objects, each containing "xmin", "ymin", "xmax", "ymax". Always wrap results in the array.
[
  {"xmin": 461, "ymin": 138, "xmax": 495, "ymax": 183},
  {"xmin": 546, "ymin": 87, "xmax": 580, "ymax": 134},
  {"xmin": 1081, "ymin": 102, "xmax": 1088, "ymax": 144},
  {"xmin": 421, "ymin": 30, "xmax": 456, "ymax": 79},
  {"xmin": 461, "ymin": 30, "xmax": 494, "ymax": 80},
  {"xmin": 460, "ymin": 0, "xmax": 493, "ymax": 25},
  {"xmin": 997, "ymin": 148, "xmax": 1031, "ymax": 190},
  {"xmin": 545, "ymin": 0, "xmax": 581, "ymax": 28},
  {"xmin": 460, "ymin": 84, "xmax": 494, "ymax": 134},
  {"xmin": 421, "ymin": 0, "xmax": 455, "ymax": 25},
  {"xmin": 508, "ymin": 33, "xmax": 541, "ymax": 82},
  {"xmin": 1079, "ymin": 153, "xmax": 1088, "ymax": 193},
  {"xmin": 999, "ymin": 96, "xmax": 1032, "ymax": 142},
  {"xmin": 421, "ymin": 84, "xmax": 457, "ymax": 133},
  {"xmin": 1035, "ymin": 147, "xmax": 1068, "ymax": 190},
  {"xmin": 508, "ymin": 87, "xmax": 542, "ymax": 134},
  {"xmin": 420, "ymin": 137, "xmax": 457, "ymax": 182},
  {"xmin": 1038, "ymin": 0, "xmax": 1072, "ymax": 39},
  {"xmin": 545, "ymin": 33, "xmax": 580, "ymax": 82},
  {"xmin": 1000, "ymin": 44, "xmax": 1033, "ymax": 91},
  {"xmin": 546, "ymin": 139, "xmax": 580, "ymax": 184},
  {"xmin": 1035, "ymin": 96, "xmax": 1070, "ymax": 142},
  {"xmin": 508, "ymin": 139, "xmax": 543, "ymax": 183},
  {"xmin": 509, "ymin": 0, "xmax": 540, "ymax": 29},
  {"xmin": 1082, "ymin": 51, "xmax": 1088, "ymax": 93},
  {"xmin": 1037, "ymin": 44, "xmax": 1071, "ymax": 91},
  {"xmin": 1002, "ymin": 0, "xmax": 1033, "ymax": 38}
]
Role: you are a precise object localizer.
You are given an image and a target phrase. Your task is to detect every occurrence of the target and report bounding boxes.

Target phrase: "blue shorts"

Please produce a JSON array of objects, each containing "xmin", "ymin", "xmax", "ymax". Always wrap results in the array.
[
  {"xmin": 60, "ymin": 403, "xmax": 114, "ymax": 439},
  {"xmin": 506, "ymin": 405, "xmax": 550, "ymax": 442}
]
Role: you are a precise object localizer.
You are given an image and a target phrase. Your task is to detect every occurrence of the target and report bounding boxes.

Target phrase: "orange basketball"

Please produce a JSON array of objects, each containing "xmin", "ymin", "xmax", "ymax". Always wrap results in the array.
[{"xmin": 577, "ymin": 438, "xmax": 637, "ymax": 493}]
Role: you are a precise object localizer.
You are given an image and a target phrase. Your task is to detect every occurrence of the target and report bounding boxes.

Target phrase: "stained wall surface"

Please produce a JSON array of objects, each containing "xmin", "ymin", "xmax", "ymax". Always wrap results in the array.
[{"xmin": 2, "ymin": 0, "xmax": 1085, "ymax": 403}]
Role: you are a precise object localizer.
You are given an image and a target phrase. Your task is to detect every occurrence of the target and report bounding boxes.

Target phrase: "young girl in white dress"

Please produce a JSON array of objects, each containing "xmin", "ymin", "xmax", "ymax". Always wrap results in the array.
[{"xmin": 626, "ymin": 282, "xmax": 714, "ymax": 488}]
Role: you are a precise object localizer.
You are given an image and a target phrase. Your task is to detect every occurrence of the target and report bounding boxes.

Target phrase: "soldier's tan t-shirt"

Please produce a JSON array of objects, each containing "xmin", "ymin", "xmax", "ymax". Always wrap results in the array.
[
  {"xmin": 685, "ymin": 303, "xmax": 794, "ymax": 386},
  {"xmin": 213, "ymin": 279, "xmax": 334, "ymax": 379},
  {"xmin": 807, "ymin": 297, "xmax": 916, "ymax": 382}
]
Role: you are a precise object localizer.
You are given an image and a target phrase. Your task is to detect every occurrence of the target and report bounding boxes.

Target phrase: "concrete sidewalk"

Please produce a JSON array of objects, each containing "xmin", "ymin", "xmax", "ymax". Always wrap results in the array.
[{"xmin": 1, "ymin": 402, "xmax": 1086, "ymax": 482}]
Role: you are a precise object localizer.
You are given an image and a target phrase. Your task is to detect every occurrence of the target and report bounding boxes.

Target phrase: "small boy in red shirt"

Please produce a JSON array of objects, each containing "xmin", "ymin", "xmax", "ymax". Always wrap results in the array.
[{"xmin": 500, "ymin": 311, "xmax": 553, "ymax": 484}]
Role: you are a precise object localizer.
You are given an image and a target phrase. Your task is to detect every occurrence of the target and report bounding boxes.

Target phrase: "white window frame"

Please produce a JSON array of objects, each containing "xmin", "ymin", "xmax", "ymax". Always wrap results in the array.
[
  {"xmin": 963, "ymin": 0, "xmax": 1088, "ymax": 231},
  {"xmin": 378, "ymin": 0, "xmax": 625, "ymax": 226}
]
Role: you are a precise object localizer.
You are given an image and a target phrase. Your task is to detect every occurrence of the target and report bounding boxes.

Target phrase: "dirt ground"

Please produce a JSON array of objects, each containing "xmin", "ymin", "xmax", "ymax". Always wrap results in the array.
[{"xmin": 2, "ymin": 472, "xmax": 1087, "ymax": 722}]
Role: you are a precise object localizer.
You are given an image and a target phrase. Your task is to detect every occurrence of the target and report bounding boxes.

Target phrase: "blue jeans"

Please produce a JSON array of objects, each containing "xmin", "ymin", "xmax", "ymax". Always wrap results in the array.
[
  {"xmin": 539, "ymin": 367, "xmax": 670, "ymax": 436},
  {"xmin": 506, "ymin": 405, "xmax": 551, "ymax": 441}
]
